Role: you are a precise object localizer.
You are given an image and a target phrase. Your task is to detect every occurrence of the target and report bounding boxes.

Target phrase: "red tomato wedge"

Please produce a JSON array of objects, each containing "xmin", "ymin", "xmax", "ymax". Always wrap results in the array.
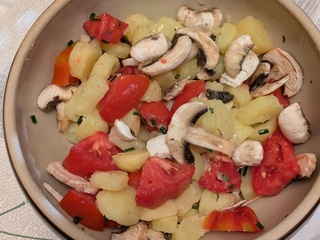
[
  {"xmin": 83, "ymin": 13, "xmax": 128, "ymax": 44},
  {"xmin": 139, "ymin": 101, "xmax": 172, "ymax": 131},
  {"xmin": 99, "ymin": 75, "xmax": 150, "ymax": 123},
  {"xmin": 51, "ymin": 43, "xmax": 78, "ymax": 87},
  {"xmin": 59, "ymin": 189, "xmax": 105, "ymax": 231},
  {"xmin": 198, "ymin": 155, "xmax": 242, "ymax": 193},
  {"xmin": 203, "ymin": 206, "xmax": 263, "ymax": 232},
  {"xmin": 252, "ymin": 128, "xmax": 300, "ymax": 196},
  {"xmin": 63, "ymin": 131, "xmax": 120, "ymax": 178},
  {"xmin": 128, "ymin": 169, "xmax": 142, "ymax": 190},
  {"xmin": 271, "ymin": 87, "xmax": 290, "ymax": 107},
  {"xmin": 135, "ymin": 157, "xmax": 195, "ymax": 209},
  {"xmin": 119, "ymin": 66, "xmax": 143, "ymax": 75},
  {"xmin": 170, "ymin": 80, "xmax": 206, "ymax": 114}
]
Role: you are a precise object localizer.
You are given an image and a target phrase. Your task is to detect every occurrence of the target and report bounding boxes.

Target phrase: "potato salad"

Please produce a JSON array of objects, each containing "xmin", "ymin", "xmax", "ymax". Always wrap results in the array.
[{"xmin": 37, "ymin": 4, "xmax": 317, "ymax": 240}]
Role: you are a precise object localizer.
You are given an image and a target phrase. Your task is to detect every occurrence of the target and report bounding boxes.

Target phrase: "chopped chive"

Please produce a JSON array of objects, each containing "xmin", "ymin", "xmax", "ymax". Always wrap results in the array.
[
  {"xmin": 258, "ymin": 128, "xmax": 269, "ymax": 135},
  {"xmin": 108, "ymin": 74, "xmax": 117, "ymax": 82},
  {"xmin": 133, "ymin": 111, "xmax": 140, "ymax": 116},
  {"xmin": 77, "ymin": 116, "xmax": 83, "ymax": 125},
  {"xmin": 104, "ymin": 216, "xmax": 109, "ymax": 221},
  {"xmin": 31, "ymin": 115, "xmax": 37, "ymax": 124},
  {"xmin": 206, "ymin": 148, "xmax": 213, "ymax": 152},
  {"xmin": 242, "ymin": 166, "xmax": 248, "ymax": 176},
  {"xmin": 175, "ymin": 74, "xmax": 180, "ymax": 79},
  {"xmin": 66, "ymin": 40, "xmax": 74, "ymax": 47},
  {"xmin": 89, "ymin": 12, "xmax": 100, "ymax": 21},
  {"xmin": 192, "ymin": 204, "xmax": 199, "ymax": 210},
  {"xmin": 150, "ymin": 118, "xmax": 156, "ymax": 126},
  {"xmin": 229, "ymin": 183, "xmax": 234, "ymax": 190},
  {"xmin": 208, "ymin": 107, "xmax": 214, "ymax": 113},
  {"xmin": 256, "ymin": 221, "xmax": 264, "ymax": 230},
  {"xmin": 124, "ymin": 147, "xmax": 135, "ymax": 152},
  {"xmin": 217, "ymin": 172, "xmax": 230, "ymax": 183},
  {"xmin": 73, "ymin": 216, "xmax": 83, "ymax": 224},
  {"xmin": 159, "ymin": 126, "xmax": 167, "ymax": 134}
]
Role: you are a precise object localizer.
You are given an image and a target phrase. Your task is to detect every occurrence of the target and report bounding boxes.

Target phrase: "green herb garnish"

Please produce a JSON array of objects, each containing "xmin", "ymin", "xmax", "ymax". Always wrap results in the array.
[
  {"xmin": 256, "ymin": 221, "xmax": 264, "ymax": 230},
  {"xmin": 159, "ymin": 126, "xmax": 167, "ymax": 134},
  {"xmin": 242, "ymin": 166, "xmax": 248, "ymax": 176},
  {"xmin": 31, "ymin": 115, "xmax": 37, "ymax": 124},
  {"xmin": 73, "ymin": 216, "xmax": 83, "ymax": 224},
  {"xmin": 77, "ymin": 116, "xmax": 83, "ymax": 125},
  {"xmin": 175, "ymin": 74, "xmax": 180, "ymax": 79},
  {"xmin": 133, "ymin": 111, "xmax": 140, "ymax": 116},
  {"xmin": 124, "ymin": 147, "xmax": 135, "ymax": 152},
  {"xmin": 258, "ymin": 128, "xmax": 269, "ymax": 135},
  {"xmin": 150, "ymin": 118, "xmax": 156, "ymax": 126},
  {"xmin": 66, "ymin": 40, "xmax": 74, "ymax": 47},
  {"xmin": 89, "ymin": 12, "xmax": 100, "ymax": 21}
]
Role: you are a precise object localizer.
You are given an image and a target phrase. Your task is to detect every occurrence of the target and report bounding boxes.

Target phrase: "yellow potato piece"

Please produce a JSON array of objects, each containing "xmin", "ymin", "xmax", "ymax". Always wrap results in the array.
[{"xmin": 112, "ymin": 148, "xmax": 150, "ymax": 172}]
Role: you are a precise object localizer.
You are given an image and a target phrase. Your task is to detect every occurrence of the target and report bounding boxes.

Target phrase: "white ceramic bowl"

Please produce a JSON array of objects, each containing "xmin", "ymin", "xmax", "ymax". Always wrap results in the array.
[{"xmin": 4, "ymin": 0, "xmax": 320, "ymax": 239}]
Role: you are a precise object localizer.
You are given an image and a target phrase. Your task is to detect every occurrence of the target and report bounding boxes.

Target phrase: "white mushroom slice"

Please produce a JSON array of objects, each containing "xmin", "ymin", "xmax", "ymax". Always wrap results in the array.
[
  {"xmin": 176, "ymin": 5, "xmax": 223, "ymax": 33},
  {"xmin": 262, "ymin": 48, "xmax": 303, "ymax": 97},
  {"xmin": 122, "ymin": 57, "xmax": 140, "ymax": 67},
  {"xmin": 278, "ymin": 102, "xmax": 311, "ymax": 144},
  {"xmin": 130, "ymin": 33, "xmax": 171, "ymax": 63},
  {"xmin": 296, "ymin": 153, "xmax": 317, "ymax": 178},
  {"xmin": 140, "ymin": 35, "xmax": 192, "ymax": 76},
  {"xmin": 248, "ymin": 61, "xmax": 272, "ymax": 91},
  {"xmin": 167, "ymin": 102, "xmax": 236, "ymax": 164},
  {"xmin": 114, "ymin": 119, "xmax": 136, "ymax": 141},
  {"xmin": 147, "ymin": 134, "xmax": 172, "ymax": 159},
  {"xmin": 232, "ymin": 140, "xmax": 264, "ymax": 167},
  {"xmin": 185, "ymin": 42, "xmax": 200, "ymax": 62},
  {"xmin": 176, "ymin": 27, "xmax": 220, "ymax": 70},
  {"xmin": 224, "ymin": 35, "xmax": 254, "ymax": 78},
  {"xmin": 220, "ymin": 51, "xmax": 259, "ymax": 88},
  {"xmin": 37, "ymin": 84, "xmax": 77, "ymax": 111},
  {"xmin": 163, "ymin": 78, "xmax": 191, "ymax": 101},
  {"xmin": 44, "ymin": 182, "xmax": 63, "ymax": 202},
  {"xmin": 56, "ymin": 102, "xmax": 70, "ymax": 133},
  {"xmin": 196, "ymin": 67, "xmax": 215, "ymax": 80},
  {"xmin": 46, "ymin": 162, "xmax": 99, "ymax": 195},
  {"xmin": 250, "ymin": 74, "xmax": 289, "ymax": 98}
]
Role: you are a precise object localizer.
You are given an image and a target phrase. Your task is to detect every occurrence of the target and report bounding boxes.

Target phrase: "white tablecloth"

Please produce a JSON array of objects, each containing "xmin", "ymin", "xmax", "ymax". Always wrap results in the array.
[{"xmin": 0, "ymin": 0, "xmax": 319, "ymax": 239}]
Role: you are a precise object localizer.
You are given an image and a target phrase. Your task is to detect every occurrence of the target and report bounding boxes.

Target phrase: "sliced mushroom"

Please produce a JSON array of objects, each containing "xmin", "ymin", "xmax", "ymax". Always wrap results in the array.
[
  {"xmin": 167, "ymin": 101, "xmax": 236, "ymax": 164},
  {"xmin": 122, "ymin": 57, "xmax": 140, "ymax": 67},
  {"xmin": 37, "ymin": 84, "xmax": 77, "ymax": 111},
  {"xmin": 176, "ymin": 27, "xmax": 220, "ymax": 70},
  {"xmin": 248, "ymin": 60, "xmax": 272, "ymax": 91},
  {"xmin": 196, "ymin": 67, "xmax": 215, "ymax": 80},
  {"xmin": 261, "ymin": 48, "xmax": 303, "ymax": 97},
  {"xmin": 278, "ymin": 102, "xmax": 311, "ymax": 144},
  {"xmin": 146, "ymin": 134, "xmax": 172, "ymax": 159},
  {"xmin": 130, "ymin": 33, "xmax": 171, "ymax": 63},
  {"xmin": 47, "ymin": 162, "xmax": 99, "ymax": 195},
  {"xmin": 140, "ymin": 35, "xmax": 192, "ymax": 76},
  {"xmin": 250, "ymin": 74, "xmax": 289, "ymax": 98},
  {"xmin": 220, "ymin": 51, "xmax": 259, "ymax": 88},
  {"xmin": 56, "ymin": 102, "xmax": 70, "ymax": 133},
  {"xmin": 163, "ymin": 78, "xmax": 191, "ymax": 101},
  {"xmin": 232, "ymin": 140, "xmax": 264, "ymax": 167},
  {"xmin": 176, "ymin": 5, "xmax": 223, "ymax": 33},
  {"xmin": 206, "ymin": 89, "xmax": 234, "ymax": 103},
  {"xmin": 114, "ymin": 119, "xmax": 136, "ymax": 141},
  {"xmin": 296, "ymin": 153, "xmax": 317, "ymax": 178},
  {"xmin": 224, "ymin": 34, "xmax": 254, "ymax": 78}
]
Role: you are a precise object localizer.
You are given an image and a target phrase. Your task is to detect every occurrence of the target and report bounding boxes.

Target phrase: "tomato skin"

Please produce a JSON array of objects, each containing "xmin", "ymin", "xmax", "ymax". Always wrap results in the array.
[
  {"xmin": 119, "ymin": 66, "xmax": 143, "ymax": 75},
  {"xmin": 83, "ymin": 13, "xmax": 128, "ymax": 44},
  {"xmin": 170, "ymin": 80, "xmax": 206, "ymax": 114},
  {"xmin": 271, "ymin": 88, "xmax": 290, "ymax": 107},
  {"xmin": 203, "ymin": 206, "xmax": 263, "ymax": 232},
  {"xmin": 198, "ymin": 155, "xmax": 242, "ymax": 193},
  {"xmin": 136, "ymin": 157, "xmax": 195, "ymax": 209},
  {"xmin": 252, "ymin": 128, "xmax": 300, "ymax": 196},
  {"xmin": 99, "ymin": 75, "xmax": 150, "ymax": 123},
  {"xmin": 139, "ymin": 101, "xmax": 172, "ymax": 131},
  {"xmin": 59, "ymin": 189, "xmax": 105, "ymax": 231},
  {"xmin": 104, "ymin": 219, "xmax": 119, "ymax": 228},
  {"xmin": 63, "ymin": 131, "xmax": 120, "ymax": 178},
  {"xmin": 51, "ymin": 44, "xmax": 78, "ymax": 87}
]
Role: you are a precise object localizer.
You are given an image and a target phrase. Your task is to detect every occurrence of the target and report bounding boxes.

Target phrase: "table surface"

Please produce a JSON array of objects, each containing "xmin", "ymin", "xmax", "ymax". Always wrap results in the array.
[{"xmin": 0, "ymin": 0, "xmax": 319, "ymax": 239}]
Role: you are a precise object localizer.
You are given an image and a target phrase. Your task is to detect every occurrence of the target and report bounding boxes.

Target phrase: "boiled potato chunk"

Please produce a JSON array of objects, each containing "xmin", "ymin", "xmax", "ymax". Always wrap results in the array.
[
  {"xmin": 236, "ymin": 95, "xmax": 283, "ymax": 125},
  {"xmin": 224, "ymin": 84, "xmax": 252, "ymax": 108},
  {"xmin": 153, "ymin": 16, "xmax": 183, "ymax": 41},
  {"xmin": 152, "ymin": 70, "xmax": 177, "ymax": 92},
  {"xmin": 140, "ymin": 80, "xmax": 162, "ymax": 103},
  {"xmin": 108, "ymin": 127, "xmax": 146, "ymax": 151},
  {"xmin": 119, "ymin": 108, "xmax": 141, "ymax": 136},
  {"xmin": 236, "ymin": 15, "xmax": 274, "ymax": 54},
  {"xmin": 124, "ymin": 13, "xmax": 154, "ymax": 43},
  {"xmin": 230, "ymin": 108, "xmax": 254, "ymax": 145},
  {"xmin": 74, "ymin": 108, "xmax": 109, "ymax": 141},
  {"xmin": 151, "ymin": 215, "xmax": 178, "ymax": 233},
  {"xmin": 69, "ymin": 75, "xmax": 109, "ymax": 117},
  {"xmin": 140, "ymin": 199, "xmax": 178, "ymax": 221},
  {"xmin": 216, "ymin": 22, "xmax": 238, "ymax": 53},
  {"xmin": 174, "ymin": 58, "xmax": 199, "ymax": 81},
  {"xmin": 174, "ymin": 181, "xmax": 203, "ymax": 216},
  {"xmin": 132, "ymin": 25, "xmax": 154, "ymax": 45},
  {"xmin": 89, "ymin": 52, "xmax": 120, "ymax": 80},
  {"xmin": 69, "ymin": 41, "xmax": 102, "ymax": 81},
  {"xmin": 191, "ymin": 150, "xmax": 206, "ymax": 181},
  {"xmin": 172, "ymin": 215, "xmax": 208, "ymax": 240},
  {"xmin": 240, "ymin": 167, "xmax": 258, "ymax": 200},
  {"xmin": 96, "ymin": 186, "xmax": 141, "ymax": 226},
  {"xmin": 100, "ymin": 42, "xmax": 131, "ymax": 59},
  {"xmin": 112, "ymin": 148, "xmax": 150, "ymax": 172},
  {"xmin": 248, "ymin": 117, "xmax": 278, "ymax": 142},
  {"xmin": 90, "ymin": 170, "xmax": 128, "ymax": 191}
]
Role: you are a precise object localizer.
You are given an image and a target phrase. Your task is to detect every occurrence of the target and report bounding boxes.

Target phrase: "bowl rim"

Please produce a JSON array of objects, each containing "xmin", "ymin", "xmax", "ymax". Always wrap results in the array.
[{"xmin": 3, "ymin": 0, "xmax": 320, "ymax": 239}]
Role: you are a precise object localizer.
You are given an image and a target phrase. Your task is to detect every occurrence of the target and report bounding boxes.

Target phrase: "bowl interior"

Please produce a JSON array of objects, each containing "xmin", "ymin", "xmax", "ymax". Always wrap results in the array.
[{"xmin": 4, "ymin": 0, "xmax": 320, "ymax": 239}]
